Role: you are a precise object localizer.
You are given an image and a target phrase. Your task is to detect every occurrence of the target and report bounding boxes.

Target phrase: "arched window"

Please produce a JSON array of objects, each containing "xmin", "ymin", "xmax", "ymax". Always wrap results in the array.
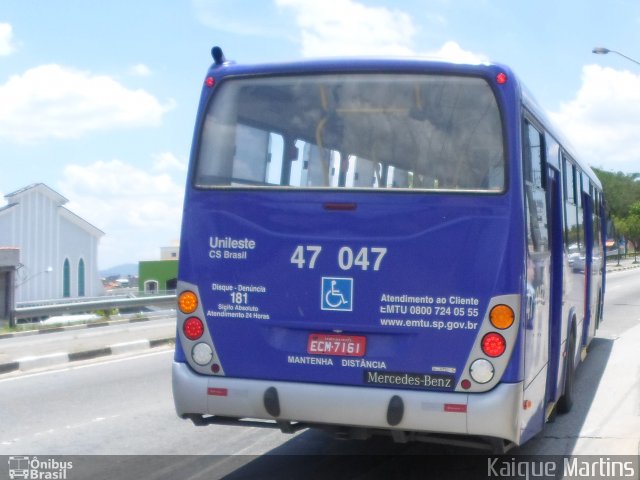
[
  {"xmin": 63, "ymin": 258, "xmax": 71, "ymax": 298},
  {"xmin": 144, "ymin": 280, "xmax": 159, "ymax": 294},
  {"xmin": 78, "ymin": 259, "xmax": 85, "ymax": 297}
]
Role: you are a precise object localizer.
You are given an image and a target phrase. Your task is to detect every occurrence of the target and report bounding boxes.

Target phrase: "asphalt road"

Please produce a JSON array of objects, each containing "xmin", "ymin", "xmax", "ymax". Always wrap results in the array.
[{"xmin": 1, "ymin": 267, "xmax": 639, "ymax": 479}]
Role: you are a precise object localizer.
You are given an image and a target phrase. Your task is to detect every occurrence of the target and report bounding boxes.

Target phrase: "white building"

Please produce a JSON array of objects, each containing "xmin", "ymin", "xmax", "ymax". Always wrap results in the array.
[
  {"xmin": 0, "ymin": 184, "xmax": 104, "ymax": 303},
  {"xmin": 160, "ymin": 242, "xmax": 179, "ymax": 261}
]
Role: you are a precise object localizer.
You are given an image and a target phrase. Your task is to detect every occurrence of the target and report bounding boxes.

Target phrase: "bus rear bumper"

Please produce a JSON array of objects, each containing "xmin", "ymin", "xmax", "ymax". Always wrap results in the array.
[{"xmin": 172, "ymin": 361, "xmax": 523, "ymax": 446}]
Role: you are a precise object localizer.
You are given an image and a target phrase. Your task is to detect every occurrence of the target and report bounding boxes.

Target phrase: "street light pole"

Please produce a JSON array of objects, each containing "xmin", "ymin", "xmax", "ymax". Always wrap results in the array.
[{"xmin": 592, "ymin": 47, "xmax": 640, "ymax": 67}]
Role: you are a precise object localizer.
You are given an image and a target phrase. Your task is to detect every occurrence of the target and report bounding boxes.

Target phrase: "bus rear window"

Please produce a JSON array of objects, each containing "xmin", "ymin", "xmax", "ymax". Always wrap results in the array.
[{"xmin": 195, "ymin": 74, "xmax": 505, "ymax": 192}]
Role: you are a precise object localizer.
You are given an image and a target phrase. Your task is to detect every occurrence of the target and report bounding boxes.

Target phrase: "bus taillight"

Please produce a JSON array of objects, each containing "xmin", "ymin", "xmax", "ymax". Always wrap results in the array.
[
  {"xmin": 481, "ymin": 332, "xmax": 506, "ymax": 357},
  {"xmin": 183, "ymin": 317, "xmax": 205, "ymax": 340}
]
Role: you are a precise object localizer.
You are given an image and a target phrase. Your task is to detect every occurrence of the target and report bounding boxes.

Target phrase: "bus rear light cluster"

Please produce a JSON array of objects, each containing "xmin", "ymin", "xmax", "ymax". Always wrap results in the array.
[
  {"xmin": 459, "ymin": 298, "xmax": 518, "ymax": 391},
  {"xmin": 177, "ymin": 282, "xmax": 225, "ymax": 375}
]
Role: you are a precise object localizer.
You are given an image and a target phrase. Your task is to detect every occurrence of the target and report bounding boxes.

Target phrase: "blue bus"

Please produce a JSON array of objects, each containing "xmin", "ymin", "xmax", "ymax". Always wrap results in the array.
[{"xmin": 173, "ymin": 47, "xmax": 606, "ymax": 452}]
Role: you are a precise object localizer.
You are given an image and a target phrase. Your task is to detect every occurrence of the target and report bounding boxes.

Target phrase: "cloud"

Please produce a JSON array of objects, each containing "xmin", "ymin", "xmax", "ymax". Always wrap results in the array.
[
  {"xmin": 549, "ymin": 65, "xmax": 640, "ymax": 174},
  {"xmin": 0, "ymin": 64, "xmax": 175, "ymax": 142},
  {"xmin": 276, "ymin": 0, "xmax": 416, "ymax": 57},
  {"xmin": 152, "ymin": 152, "xmax": 188, "ymax": 173},
  {"xmin": 58, "ymin": 159, "xmax": 185, "ymax": 268},
  {"xmin": 129, "ymin": 64, "xmax": 152, "ymax": 77},
  {"xmin": 273, "ymin": 0, "xmax": 485, "ymax": 62},
  {"xmin": 195, "ymin": 0, "xmax": 486, "ymax": 64},
  {"xmin": 193, "ymin": 0, "xmax": 291, "ymax": 38},
  {"xmin": 0, "ymin": 23, "xmax": 16, "ymax": 56},
  {"xmin": 426, "ymin": 41, "xmax": 488, "ymax": 64}
]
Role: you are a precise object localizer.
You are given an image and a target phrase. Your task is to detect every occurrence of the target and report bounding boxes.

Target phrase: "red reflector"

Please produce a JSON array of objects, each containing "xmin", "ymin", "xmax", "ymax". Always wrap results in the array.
[
  {"xmin": 444, "ymin": 403, "xmax": 467, "ymax": 413},
  {"xmin": 481, "ymin": 332, "xmax": 506, "ymax": 357},
  {"xmin": 183, "ymin": 317, "xmax": 204, "ymax": 340},
  {"xmin": 461, "ymin": 379, "xmax": 471, "ymax": 390},
  {"xmin": 496, "ymin": 72, "xmax": 507, "ymax": 84},
  {"xmin": 205, "ymin": 76, "xmax": 215, "ymax": 88},
  {"xmin": 208, "ymin": 387, "xmax": 228, "ymax": 397}
]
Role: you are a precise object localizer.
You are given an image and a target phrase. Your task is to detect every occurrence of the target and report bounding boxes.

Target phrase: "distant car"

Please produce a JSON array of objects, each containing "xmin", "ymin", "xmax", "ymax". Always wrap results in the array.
[
  {"xmin": 566, "ymin": 244, "xmax": 586, "ymax": 272},
  {"xmin": 567, "ymin": 244, "xmax": 580, "ymax": 266},
  {"xmin": 572, "ymin": 255, "xmax": 586, "ymax": 272}
]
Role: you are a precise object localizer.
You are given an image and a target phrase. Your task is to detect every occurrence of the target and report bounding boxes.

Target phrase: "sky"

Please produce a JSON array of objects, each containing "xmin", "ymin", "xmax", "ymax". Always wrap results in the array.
[{"xmin": 1, "ymin": 0, "xmax": 640, "ymax": 270}]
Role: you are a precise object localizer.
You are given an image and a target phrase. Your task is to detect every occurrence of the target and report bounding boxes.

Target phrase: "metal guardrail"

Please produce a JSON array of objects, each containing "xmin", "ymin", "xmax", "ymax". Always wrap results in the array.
[{"xmin": 13, "ymin": 294, "xmax": 177, "ymax": 321}]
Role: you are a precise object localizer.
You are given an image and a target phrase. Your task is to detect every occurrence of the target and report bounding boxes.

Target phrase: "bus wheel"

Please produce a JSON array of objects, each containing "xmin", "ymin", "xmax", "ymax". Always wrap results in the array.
[{"xmin": 557, "ymin": 328, "xmax": 576, "ymax": 414}]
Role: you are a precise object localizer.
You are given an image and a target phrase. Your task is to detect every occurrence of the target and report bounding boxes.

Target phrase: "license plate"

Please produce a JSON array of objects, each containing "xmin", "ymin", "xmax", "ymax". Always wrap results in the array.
[{"xmin": 307, "ymin": 333, "xmax": 366, "ymax": 357}]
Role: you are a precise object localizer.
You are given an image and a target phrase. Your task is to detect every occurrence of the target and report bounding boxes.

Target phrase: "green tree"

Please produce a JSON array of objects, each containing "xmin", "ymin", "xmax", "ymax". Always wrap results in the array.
[
  {"xmin": 593, "ymin": 168, "xmax": 640, "ymax": 219},
  {"xmin": 615, "ymin": 202, "xmax": 640, "ymax": 262}
]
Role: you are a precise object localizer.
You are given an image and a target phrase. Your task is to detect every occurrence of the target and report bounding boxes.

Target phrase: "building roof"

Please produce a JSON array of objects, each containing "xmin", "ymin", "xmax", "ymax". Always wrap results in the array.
[
  {"xmin": 1, "ymin": 183, "xmax": 104, "ymax": 237},
  {"xmin": 0, "ymin": 203, "xmax": 17, "ymax": 215},
  {"xmin": 59, "ymin": 206, "xmax": 105, "ymax": 238},
  {"xmin": 5, "ymin": 183, "xmax": 68, "ymax": 206}
]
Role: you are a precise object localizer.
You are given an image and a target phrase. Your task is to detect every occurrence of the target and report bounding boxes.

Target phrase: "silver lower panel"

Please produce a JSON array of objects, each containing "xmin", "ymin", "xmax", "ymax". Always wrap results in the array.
[{"xmin": 172, "ymin": 361, "xmax": 523, "ymax": 444}]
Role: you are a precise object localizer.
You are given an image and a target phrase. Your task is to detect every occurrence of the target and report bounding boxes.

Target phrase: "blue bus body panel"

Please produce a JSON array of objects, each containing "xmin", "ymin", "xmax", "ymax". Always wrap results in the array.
[{"xmin": 178, "ymin": 189, "xmax": 524, "ymax": 389}]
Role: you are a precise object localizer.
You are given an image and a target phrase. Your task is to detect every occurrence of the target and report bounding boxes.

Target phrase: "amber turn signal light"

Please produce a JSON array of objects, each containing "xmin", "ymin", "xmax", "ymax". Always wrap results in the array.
[
  {"xmin": 178, "ymin": 290, "xmax": 198, "ymax": 314},
  {"xmin": 490, "ymin": 304, "xmax": 514, "ymax": 329}
]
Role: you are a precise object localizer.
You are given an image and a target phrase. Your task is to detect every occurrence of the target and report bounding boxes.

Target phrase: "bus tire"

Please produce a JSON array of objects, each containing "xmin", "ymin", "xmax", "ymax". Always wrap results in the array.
[{"xmin": 557, "ymin": 327, "xmax": 576, "ymax": 414}]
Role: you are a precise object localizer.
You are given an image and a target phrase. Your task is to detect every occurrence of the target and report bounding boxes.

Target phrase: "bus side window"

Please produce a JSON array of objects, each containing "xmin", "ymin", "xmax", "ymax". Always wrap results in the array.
[
  {"xmin": 524, "ymin": 120, "xmax": 548, "ymax": 251},
  {"xmin": 592, "ymin": 184, "xmax": 602, "ymax": 250},
  {"xmin": 562, "ymin": 154, "xmax": 582, "ymax": 253},
  {"xmin": 525, "ymin": 121, "xmax": 544, "ymax": 190}
]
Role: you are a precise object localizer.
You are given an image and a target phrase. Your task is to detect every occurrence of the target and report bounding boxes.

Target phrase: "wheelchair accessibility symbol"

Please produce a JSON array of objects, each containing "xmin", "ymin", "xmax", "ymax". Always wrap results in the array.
[{"xmin": 321, "ymin": 277, "xmax": 353, "ymax": 311}]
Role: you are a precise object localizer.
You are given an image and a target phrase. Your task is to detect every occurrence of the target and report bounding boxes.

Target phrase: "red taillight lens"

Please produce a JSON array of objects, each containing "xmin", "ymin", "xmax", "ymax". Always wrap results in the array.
[
  {"xmin": 205, "ymin": 76, "xmax": 215, "ymax": 88},
  {"xmin": 481, "ymin": 332, "xmax": 506, "ymax": 357},
  {"xmin": 183, "ymin": 317, "xmax": 204, "ymax": 340},
  {"xmin": 496, "ymin": 72, "xmax": 507, "ymax": 84}
]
